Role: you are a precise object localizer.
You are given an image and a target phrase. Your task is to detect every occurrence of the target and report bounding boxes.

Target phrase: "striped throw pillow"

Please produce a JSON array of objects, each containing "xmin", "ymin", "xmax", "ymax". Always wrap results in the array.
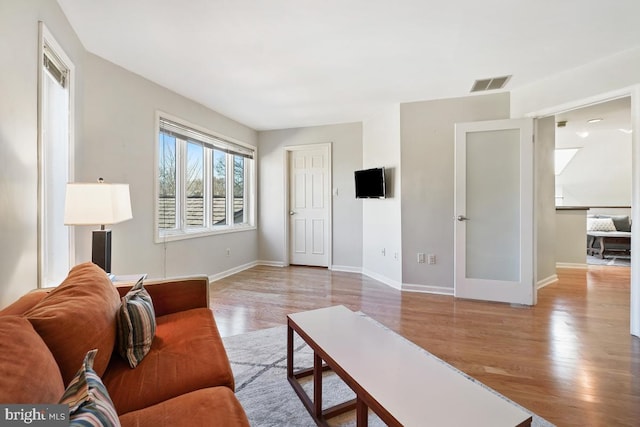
[
  {"xmin": 116, "ymin": 278, "xmax": 156, "ymax": 368},
  {"xmin": 59, "ymin": 349, "xmax": 121, "ymax": 427}
]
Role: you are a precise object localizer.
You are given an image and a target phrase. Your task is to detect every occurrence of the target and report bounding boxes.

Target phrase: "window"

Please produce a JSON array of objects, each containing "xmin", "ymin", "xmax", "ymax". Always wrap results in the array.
[
  {"xmin": 39, "ymin": 23, "xmax": 75, "ymax": 287},
  {"xmin": 156, "ymin": 115, "xmax": 256, "ymax": 241}
]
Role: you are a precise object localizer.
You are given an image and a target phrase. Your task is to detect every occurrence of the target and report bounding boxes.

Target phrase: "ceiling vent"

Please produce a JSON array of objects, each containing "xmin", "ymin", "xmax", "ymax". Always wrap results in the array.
[{"xmin": 470, "ymin": 75, "xmax": 512, "ymax": 92}]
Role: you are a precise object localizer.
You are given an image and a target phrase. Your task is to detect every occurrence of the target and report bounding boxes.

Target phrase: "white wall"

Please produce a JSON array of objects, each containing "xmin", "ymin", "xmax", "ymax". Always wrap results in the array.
[
  {"xmin": 632, "ymin": 87, "xmax": 640, "ymax": 337},
  {"xmin": 556, "ymin": 131, "xmax": 632, "ymax": 206},
  {"xmin": 257, "ymin": 123, "xmax": 363, "ymax": 269},
  {"xmin": 362, "ymin": 105, "xmax": 402, "ymax": 287},
  {"xmin": 79, "ymin": 54, "xmax": 258, "ymax": 279},
  {"xmin": 511, "ymin": 47, "xmax": 640, "ymax": 118},
  {"xmin": 0, "ymin": 0, "xmax": 85, "ymax": 307},
  {"xmin": 399, "ymin": 93, "xmax": 510, "ymax": 292}
]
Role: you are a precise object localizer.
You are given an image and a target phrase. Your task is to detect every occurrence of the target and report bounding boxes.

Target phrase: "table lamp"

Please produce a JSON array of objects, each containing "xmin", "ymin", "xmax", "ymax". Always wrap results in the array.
[{"xmin": 64, "ymin": 178, "xmax": 132, "ymax": 274}]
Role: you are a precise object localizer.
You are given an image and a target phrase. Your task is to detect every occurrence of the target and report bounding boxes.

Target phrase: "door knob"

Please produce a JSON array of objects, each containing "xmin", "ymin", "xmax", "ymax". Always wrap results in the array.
[
  {"xmin": 456, "ymin": 215, "xmax": 469, "ymax": 221},
  {"xmin": 289, "ymin": 211, "xmax": 296, "ymax": 216}
]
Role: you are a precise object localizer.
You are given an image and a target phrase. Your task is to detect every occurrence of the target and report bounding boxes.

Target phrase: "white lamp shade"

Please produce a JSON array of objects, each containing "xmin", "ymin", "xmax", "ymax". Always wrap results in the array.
[{"xmin": 64, "ymin": 183, "xmax": 132, "ymax": 225}]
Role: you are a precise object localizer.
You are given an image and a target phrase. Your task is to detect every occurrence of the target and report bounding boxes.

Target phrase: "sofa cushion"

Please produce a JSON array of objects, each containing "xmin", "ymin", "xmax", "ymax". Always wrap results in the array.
[
  {"xmin": 117, "ymin": 278, "xmax": 156, "ymax": 368},
  {"xmin": 0, "ymin": 316, "xmax": 65, "ymax": 403},
  {"xmin": 118, "ymin": 387, "xmax": 249, "ymax": 427},
  {"xmin": 25, "ymin": 262, "xmax": 121, "ymax": 385},
  {"xmin": 0, "ymin": 290, "xmax": 48, "ymax": 316},
  {"xmin": 60, "ymin": 349, "xmax": 121, "ymax": 427},
  {"xmin": 103, "ymin": 308, "xmax": 235, "ymax": 415}
]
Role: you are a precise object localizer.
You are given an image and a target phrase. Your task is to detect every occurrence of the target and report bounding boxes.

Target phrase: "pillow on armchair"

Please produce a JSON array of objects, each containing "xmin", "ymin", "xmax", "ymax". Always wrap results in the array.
[
  {"xmin": 610, "ymin": 215, "xmax": 631, "ymax": 232},
  {"xmin": 590, "ymin": 214, "xmax": 631, "ymax": 232},
  {"xmin": 587, "ymin": 217, "xmax": 617, "ymax": 232}
]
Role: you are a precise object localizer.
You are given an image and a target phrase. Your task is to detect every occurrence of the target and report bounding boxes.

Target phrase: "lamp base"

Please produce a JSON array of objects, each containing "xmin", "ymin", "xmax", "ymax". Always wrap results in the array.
[{"xmin": 92, "ymin": 229, "xmax": 112, "ymax": 274}]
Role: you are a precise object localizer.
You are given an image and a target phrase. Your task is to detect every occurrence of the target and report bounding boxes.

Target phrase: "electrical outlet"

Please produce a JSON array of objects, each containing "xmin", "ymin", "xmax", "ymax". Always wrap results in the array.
[
  {"xmin": 417, "ymin": 253, "xmax": 425, "ymax": 263},
  {"xmin": 428, "ymin": 254, "xmax": 436, "ymax": 265},
  {"xmin": 381, "ymin": 248, "xmax": 386, "ymax": 256},
  {"xmin": 225, "ymin": 248, "xmax": 231, "ymax": 257}
]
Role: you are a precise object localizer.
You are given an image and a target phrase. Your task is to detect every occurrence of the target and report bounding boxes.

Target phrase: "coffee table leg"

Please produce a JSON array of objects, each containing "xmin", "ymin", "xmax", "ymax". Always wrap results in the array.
[
  {"xmin": 314, "ymin": 353, "xmax": 323, "ymax": 417},
  {"xmin": 287, "ymin": 323, "xmax": 293, "ymax": 378},
  {"xmin": 356, "ymin": 396, "xmax": 368, "ymax": 427}
]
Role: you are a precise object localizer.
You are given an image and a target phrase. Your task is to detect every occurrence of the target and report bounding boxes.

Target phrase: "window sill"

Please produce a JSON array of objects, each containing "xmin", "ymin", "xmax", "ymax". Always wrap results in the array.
[{"xmin": 156, "ymin": 224, "xmax": 256, "ymax": 243}]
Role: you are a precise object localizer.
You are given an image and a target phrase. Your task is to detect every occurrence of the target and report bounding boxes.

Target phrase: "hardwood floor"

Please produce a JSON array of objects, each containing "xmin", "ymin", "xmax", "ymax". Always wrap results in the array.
[{"xmin": 210, "ymin": 265, "xmax": 640, "ymax": 426}]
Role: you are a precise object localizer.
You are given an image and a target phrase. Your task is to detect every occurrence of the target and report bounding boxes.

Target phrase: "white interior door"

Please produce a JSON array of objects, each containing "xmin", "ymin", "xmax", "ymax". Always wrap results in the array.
[
  {"xmin": 454, "ymin": 118, "xmax": 534, "ymax": 305},
  {"xmin": 288, "ymin": 146, "xmax": 330, "ymax": 267}
]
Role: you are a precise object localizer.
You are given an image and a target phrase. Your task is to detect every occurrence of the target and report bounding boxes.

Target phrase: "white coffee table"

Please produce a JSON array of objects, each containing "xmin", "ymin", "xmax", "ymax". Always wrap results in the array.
[{"xmin": 287, "ymin": 305, "xmax": 532, "ymax": 427}]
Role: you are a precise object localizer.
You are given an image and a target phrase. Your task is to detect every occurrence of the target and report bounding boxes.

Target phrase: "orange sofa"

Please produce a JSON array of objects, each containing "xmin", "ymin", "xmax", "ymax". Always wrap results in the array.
[{"xmin": 0, "ymin": 262, "xmax": 249, "ymax": 427}]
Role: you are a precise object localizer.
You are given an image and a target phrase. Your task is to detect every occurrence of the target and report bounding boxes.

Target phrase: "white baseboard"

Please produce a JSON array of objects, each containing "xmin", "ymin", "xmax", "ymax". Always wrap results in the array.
[
  {"xmin": 209, "ymin": 261, "xmax": 258, "ymax": 283},
  {"xmin": 362, "ymin": 269, "xmax": 402, "ymax": 291},
  {"xmin": 330, "ymin": 265, "xmax": 362, "ymax": 273},
  {"xmin": 402, "ymin": 283, "xmax": 454, "ymax": 295},
  {"xmin": 556, "ymin": 262, "xmax": 588, "ymax": 269},
  {"xmin": 537, "ymin": 274, "xmax": 558, "ymax": 290},
  {"xmin": 256, "ymin": 260, "xmax": 287, "ymax": 268}
]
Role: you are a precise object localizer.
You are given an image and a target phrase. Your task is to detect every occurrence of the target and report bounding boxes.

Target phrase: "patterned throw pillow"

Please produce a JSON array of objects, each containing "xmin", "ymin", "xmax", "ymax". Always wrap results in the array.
[
  {"xmin": 59, "ymin": 349, "xmax": 121, "ymax": 427},
  {"xmin": 116, "ymin": 278, "xmax": 156, "ymax": 368},
  {"xmin": 587, "ymin": 217, "xmax": 617, "ymax": 232}
]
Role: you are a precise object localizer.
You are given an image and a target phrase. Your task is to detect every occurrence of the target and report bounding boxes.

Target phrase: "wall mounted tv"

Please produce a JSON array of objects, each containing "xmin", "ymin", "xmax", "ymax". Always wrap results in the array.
[{"xmin": 354, "ymin": 167, "xmax": 386, "ymax": 199}]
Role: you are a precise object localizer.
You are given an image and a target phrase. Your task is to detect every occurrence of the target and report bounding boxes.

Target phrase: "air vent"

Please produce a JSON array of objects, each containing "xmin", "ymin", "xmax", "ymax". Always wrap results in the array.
[{"xmin": 470, "ymin": 75, "xmax": 511, "ymax": 92}]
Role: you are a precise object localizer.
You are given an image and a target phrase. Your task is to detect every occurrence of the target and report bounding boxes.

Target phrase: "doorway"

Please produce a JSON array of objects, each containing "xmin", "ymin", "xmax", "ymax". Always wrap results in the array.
[
  {"xmin": 284, "ymin": 144, "xmax": 332, "ymax": 267},
  {"xmin": 540, "ymin": 91, "xmax": 638, "ymax": 338},
  {"xmin": 554, "ymin": 97, "xmax": 632, "ymax": 267}
]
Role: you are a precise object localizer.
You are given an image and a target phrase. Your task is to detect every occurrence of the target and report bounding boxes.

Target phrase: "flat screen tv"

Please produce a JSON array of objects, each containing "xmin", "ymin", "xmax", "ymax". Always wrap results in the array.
[{"xmin": 354, "ymin": 167, "xmax": 386, "ymax": 199}]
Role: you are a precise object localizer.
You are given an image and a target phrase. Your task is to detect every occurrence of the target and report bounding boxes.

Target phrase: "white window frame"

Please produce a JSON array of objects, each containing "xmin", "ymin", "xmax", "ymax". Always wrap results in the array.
[
  {"xmin": 154, "ymin": 112, "xmax": 256, "ymax": 243},
  {"xmin": 37, "ymin": 22, "xmax": 75, "ymax": 288}
]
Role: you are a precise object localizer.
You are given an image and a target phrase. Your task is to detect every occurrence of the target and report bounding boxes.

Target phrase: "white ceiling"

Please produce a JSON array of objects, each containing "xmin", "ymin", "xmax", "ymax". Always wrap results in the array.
[
  {"xmin": 57, "ymin": 0, "xmax": 640, "ymax": 131},
  {"xmin": 555, "ymin": 97, "xmax": 631, "ymax": 149}
]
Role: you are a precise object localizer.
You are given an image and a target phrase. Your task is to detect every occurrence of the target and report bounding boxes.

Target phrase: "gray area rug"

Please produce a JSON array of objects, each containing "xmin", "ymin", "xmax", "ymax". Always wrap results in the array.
[
  {"xmin": 222, "ymin": 316, "xmax": 555, "ymax": 427},
  {"xmin": 587, "ymin": 254, "xmax": 631, "ymax": 266}
]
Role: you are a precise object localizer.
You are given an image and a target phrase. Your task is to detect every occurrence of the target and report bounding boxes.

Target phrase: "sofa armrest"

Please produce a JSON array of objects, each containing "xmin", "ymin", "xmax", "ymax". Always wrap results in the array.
[{"xmin": 115, "ymin": 276, "xmax": 210, "ymax": 317}]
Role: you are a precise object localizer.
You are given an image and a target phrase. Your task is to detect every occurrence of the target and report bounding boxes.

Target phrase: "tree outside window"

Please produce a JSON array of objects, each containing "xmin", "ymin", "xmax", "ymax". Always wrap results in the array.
[
  {"xmin": 158, "ymin": 133, "xmax": 176, "ymax": 229},
  {"xmin": 157, "ymin": 117, "xmax": 255, "ymax": 241}
]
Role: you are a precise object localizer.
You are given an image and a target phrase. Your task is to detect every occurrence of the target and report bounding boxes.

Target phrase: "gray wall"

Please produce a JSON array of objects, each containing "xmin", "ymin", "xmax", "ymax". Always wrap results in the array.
[
  {"xmin": 0, "ymin": 0, "xmax": 86, "ymax": 306},
  {"xmin": 258, "ymin": 123, "xmax": 363, "ymax": 268},
  {"xmin": 0, "ymin": 2, "xmax": 262, "ymax": 307},
  {"xmin": 79, "ymin": 54, "xmax": 258, "ymax": 279},
  {"xmin": 399, "ymin": 93, "xmax": 510, "ymax": 290},
  {"xmin": 555, "ymin": 210, "xmax": 587, "ymax": 265},
  {"xmin": 362, "ymin": 105, "xmax": 402, "ymax": 286},
  {"xmin": 535, "ymin": 116, "xmax": 557, "ymax": 284}
]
